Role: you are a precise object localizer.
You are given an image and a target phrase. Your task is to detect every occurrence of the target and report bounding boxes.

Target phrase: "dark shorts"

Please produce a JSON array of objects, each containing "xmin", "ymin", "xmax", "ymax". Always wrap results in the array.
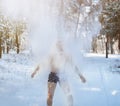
[{"xmin": 48, "ymin": 72, "xmax": 59, "ymax": 83}]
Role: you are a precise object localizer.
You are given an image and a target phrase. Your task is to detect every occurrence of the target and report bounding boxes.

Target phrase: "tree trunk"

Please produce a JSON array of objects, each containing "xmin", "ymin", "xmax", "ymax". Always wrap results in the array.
[
  {"xmin": 75, "ymin": 10, "xmax": 81, "ymax": 38},
  {"xmin": 118, "ymin": 34, "xmax": 120, "ymax": 53},
  {"xmin": 92, "ymin": 37, "xmax": 97, "ymax": 53},
  {"xmin": 110, "ymin": 38, "xmax": 114, "ymax": 54},
  {"xmin": 106, "ymin": 35, "xmax": 109, "ymax": 58},
  {"xmin": 0, "ymin": 35, "xmax": 2, "ymax": 58},
  {"xmin": 7, "ymin": 45, "xmax": 9, "ymax": 54},
  {"xmin": 110, "ymin": 42, "xmax": 114, "ymax": 54},
  {"xmin": 2, "ymin": 46, "xmax": 5, "ymax": 54},
  {"xmin": 6, "ymin": 35, "xmax": 10, "ymax": 54},
  {"xmin": 16, "ymin": 33, "xmax": 20, "ymax": 54}
]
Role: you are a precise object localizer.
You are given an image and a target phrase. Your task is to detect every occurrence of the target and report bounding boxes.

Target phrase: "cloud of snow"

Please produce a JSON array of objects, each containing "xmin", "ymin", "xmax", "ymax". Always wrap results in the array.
[
  {"xmin": 0, "ymin": 0, "xmax": 101, "ymax": 69},
  {"xmin": 0, "ymin": 0, "xmax": 30, "ymax": 19},
  {"xmin": 0, "ymin": 0, "xmax": 102, "ymax": 75}
]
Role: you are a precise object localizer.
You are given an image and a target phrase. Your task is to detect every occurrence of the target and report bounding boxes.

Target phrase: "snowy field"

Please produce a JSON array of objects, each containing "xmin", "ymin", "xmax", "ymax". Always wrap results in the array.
[{"xmin": 0, "ymin": 52, "xmax": 120, "ymax": 106}]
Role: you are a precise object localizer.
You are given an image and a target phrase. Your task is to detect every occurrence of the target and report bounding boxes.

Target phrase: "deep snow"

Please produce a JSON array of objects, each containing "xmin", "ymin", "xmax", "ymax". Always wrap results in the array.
[{"xmin": 0, "ymin": 52, "xmax": 120, "ymax": 106}]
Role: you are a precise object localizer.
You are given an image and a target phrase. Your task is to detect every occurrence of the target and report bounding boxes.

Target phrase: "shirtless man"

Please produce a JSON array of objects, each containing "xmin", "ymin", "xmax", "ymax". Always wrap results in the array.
[{"xmin": 31, "ymin": 40, "xmax": 86, "ymax": 106}]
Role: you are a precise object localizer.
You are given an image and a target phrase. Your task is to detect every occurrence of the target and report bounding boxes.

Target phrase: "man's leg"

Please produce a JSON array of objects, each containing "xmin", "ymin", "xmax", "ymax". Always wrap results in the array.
[
  {"xmin": 47, "ymin": 82, "xmax": 57, "ymax": 106},
  {"xmin": 59, "ymin": 80, "xmax": 73, "ymax": 106}
]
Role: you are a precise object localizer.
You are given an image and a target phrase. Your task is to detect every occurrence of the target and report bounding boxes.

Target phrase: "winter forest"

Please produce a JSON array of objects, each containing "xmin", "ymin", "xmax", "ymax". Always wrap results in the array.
[{"xmin": 0, "ymin": 0, "xmax": 120, "ymax": 106}]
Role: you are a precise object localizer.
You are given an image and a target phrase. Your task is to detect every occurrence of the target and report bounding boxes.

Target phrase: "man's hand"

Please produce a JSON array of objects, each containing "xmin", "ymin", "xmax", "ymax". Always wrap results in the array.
[
  {"xmin": 31, "ymin": 72, "xmax": 35, "ymax": 78},
  {"xmin": 80, "ymin": 75, "xmax": 86, "ymax": 83}
]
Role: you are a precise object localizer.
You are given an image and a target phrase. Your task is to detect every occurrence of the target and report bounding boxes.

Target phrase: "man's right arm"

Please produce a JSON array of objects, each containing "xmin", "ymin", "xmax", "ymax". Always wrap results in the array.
[{"xmin": 31, "ymin": 65, "xmax": 40, "ymax": 78}]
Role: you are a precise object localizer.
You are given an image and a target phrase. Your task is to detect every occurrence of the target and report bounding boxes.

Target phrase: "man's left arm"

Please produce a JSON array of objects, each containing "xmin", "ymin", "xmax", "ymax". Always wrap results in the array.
[{"xmin": 74, "ymin": 66, "xmax": 86, "ymax": 83}]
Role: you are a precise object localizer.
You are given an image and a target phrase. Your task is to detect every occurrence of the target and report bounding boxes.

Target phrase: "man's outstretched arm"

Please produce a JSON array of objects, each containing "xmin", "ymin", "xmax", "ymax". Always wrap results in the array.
[
  {"xmin": 31, "ymin": 65, "xmax": 40, "ymax": 78},
  {"xmin": 75, "ymin": 66, "xmax": 86, "ymax": 83},
  {"xmin": 66, "ymin": 55, "xmax": 86, "ymax": 83}
]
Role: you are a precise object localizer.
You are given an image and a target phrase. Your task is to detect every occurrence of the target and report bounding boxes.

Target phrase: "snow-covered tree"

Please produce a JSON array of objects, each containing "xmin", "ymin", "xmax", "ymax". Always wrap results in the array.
[
  {"xmin": 0, "ymin": 12, "xmax": 27, "ymax": 58},
  {"xmin": 99, "ymin": 0, "xmax": 120, "ymax": 54}
]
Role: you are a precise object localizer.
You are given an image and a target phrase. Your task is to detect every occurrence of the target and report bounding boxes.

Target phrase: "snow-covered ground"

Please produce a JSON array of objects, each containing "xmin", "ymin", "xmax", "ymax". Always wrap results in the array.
[{"xmin": 0, "ymin": 52, "xmax": 120, "ymax": 106}]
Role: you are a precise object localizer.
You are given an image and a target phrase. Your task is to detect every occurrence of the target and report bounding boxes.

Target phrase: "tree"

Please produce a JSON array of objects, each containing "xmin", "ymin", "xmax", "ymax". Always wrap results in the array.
[
  {"xmin": 0, "ymin": 11, "xmax": 27, "ymax": 58},
  {"xmin": 99, "ymin": 0, "xmax": 120, "ymax": 55},
  {"xmin": 13, "ymin": 20, "xmax": 27, "ymax": 54}
]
